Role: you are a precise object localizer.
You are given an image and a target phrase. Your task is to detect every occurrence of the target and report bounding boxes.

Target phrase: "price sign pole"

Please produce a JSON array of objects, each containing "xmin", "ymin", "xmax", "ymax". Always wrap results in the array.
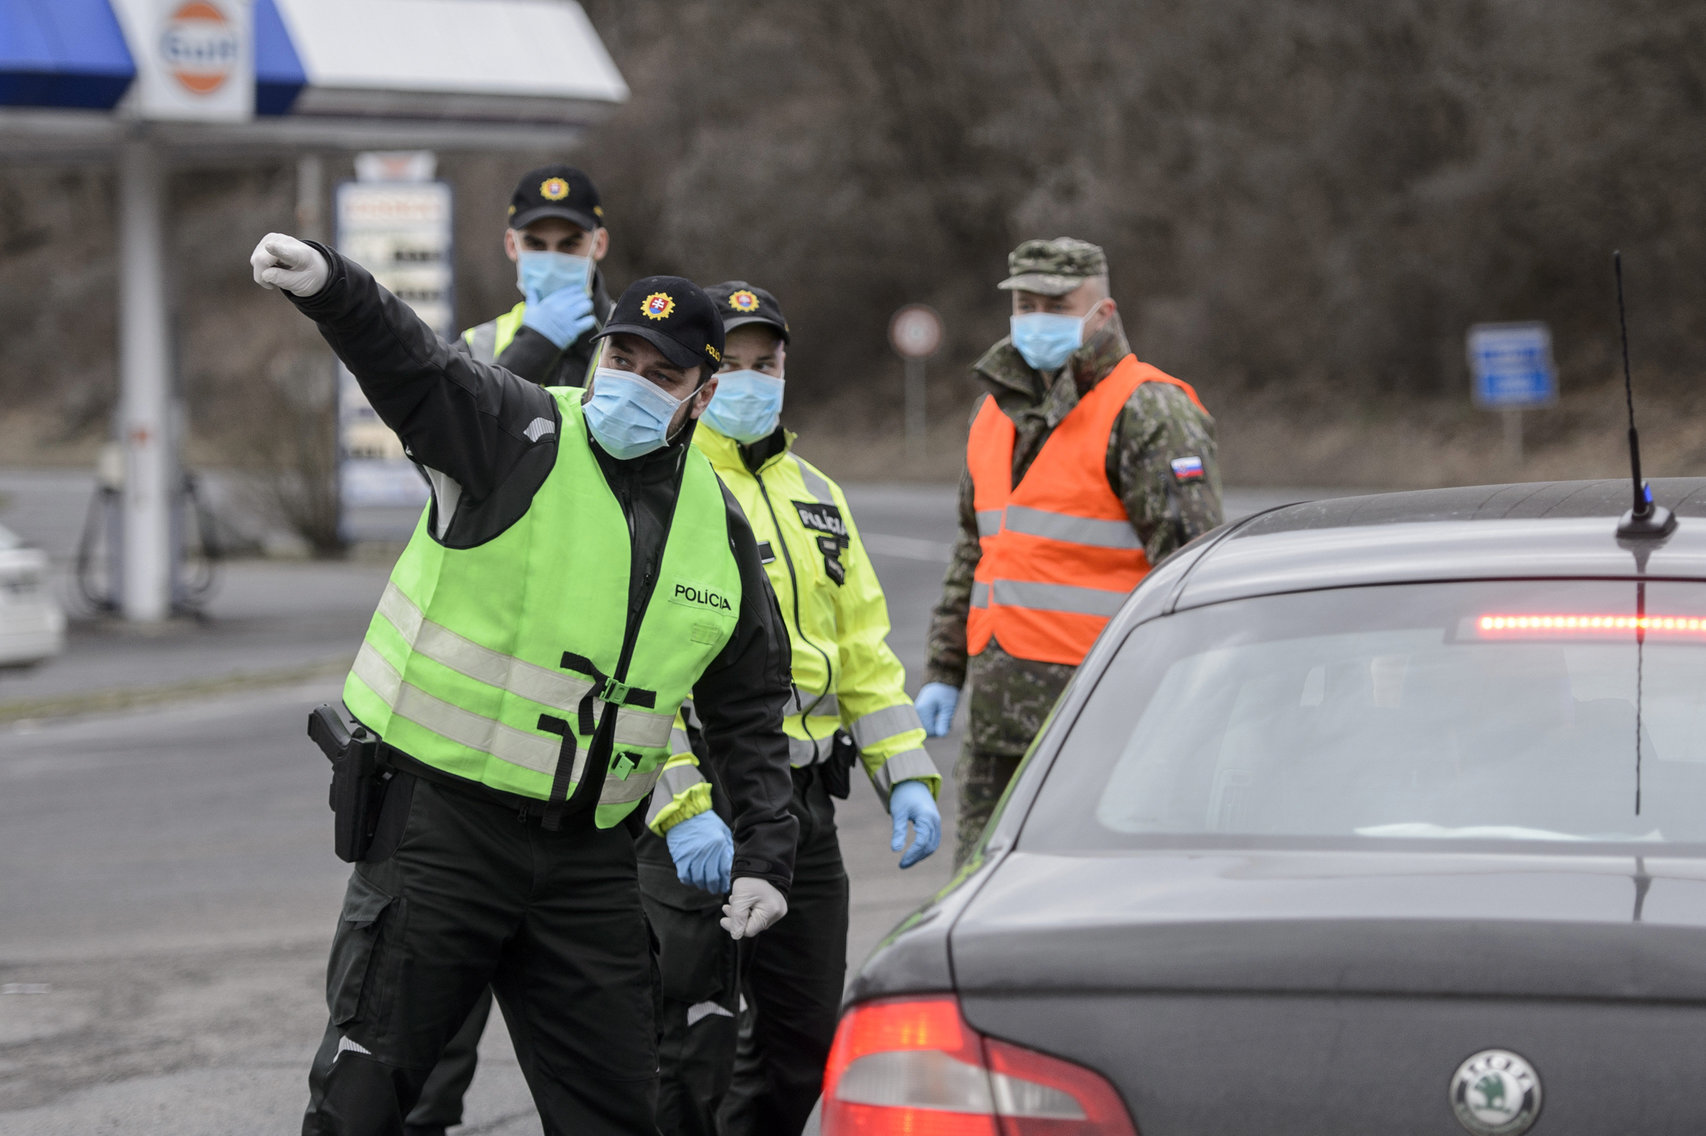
[{"xmin": 889, "ymin": 304, "xmax": 944, "ymax": 464}]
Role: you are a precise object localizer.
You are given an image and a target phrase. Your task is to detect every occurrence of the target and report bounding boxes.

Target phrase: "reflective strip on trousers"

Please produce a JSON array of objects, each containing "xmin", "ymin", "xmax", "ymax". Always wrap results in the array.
[
  {"xmin": 1001, "ymin": 505, "xmax": 1141, "ymax": 550},
  {"xmin": 975, "ymin": 510, "xmax": 1002, "ymax": 537},
  {"xmin": 376, "ymin": 582, "xmax": 675, "ymax": 749},
  {"xmin": 850, "ymin": 702, "xmax": 925, "ymax": 750},
  {"xmin": 988, "ymin": 579, "xmax": 1128, "ymax": 617},
  {"xmin": 353, "ymin": 644, "xmax": 665, "ymax": 805}
]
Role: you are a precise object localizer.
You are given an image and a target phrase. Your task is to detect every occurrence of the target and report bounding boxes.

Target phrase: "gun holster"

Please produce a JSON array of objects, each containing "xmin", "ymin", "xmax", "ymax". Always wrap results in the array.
[
  {"xmin": 821, "ymin": 729, "xmax": 857, "ymax": 800},
  {"xmin": 307, "ymin": 704, "xmax": 391, "ymax": 863}
]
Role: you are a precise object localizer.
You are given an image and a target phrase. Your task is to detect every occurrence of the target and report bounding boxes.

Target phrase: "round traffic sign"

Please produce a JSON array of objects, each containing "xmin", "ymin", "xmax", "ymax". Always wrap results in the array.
[{"xmin": 889, "ymin": 304, "xmax": 943, "ymax": 359}]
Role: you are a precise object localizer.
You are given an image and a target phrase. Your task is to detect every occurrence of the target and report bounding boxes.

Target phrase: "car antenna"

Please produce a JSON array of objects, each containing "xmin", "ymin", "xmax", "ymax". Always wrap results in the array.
[{"xmin": 1613, "ymin": 250, "xmax": 1676, "ymax": 539}]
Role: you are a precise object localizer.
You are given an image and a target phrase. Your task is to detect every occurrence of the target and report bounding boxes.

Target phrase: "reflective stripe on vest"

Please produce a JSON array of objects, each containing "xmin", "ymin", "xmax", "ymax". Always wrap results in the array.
[
  {"xmin": 461, "ymin": 302, "xmax": 527, "ymax": 365},
  {"xmin": 367, "ymin": 580, "xmax": 675, "ymax": 749},
  {"xmin": 343, "ymin": 388, "xmax": 741, "ymax": 827},
  {"xmin": 965, "ymin": 355, "xmax": 1207, "ymax": 666}
]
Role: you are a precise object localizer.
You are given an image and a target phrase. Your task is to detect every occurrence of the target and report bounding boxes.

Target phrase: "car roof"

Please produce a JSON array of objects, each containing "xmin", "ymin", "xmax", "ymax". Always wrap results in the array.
[{"xmin": 1171, "ymin": 477, "xmax": 1706, "ymax": 611}]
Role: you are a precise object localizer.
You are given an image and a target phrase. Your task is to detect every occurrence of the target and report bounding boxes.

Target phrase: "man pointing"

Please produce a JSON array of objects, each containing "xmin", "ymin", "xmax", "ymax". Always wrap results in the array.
[{"xmin": 251, "ymin": 233, "xmax": 797, "ymax": 1136}]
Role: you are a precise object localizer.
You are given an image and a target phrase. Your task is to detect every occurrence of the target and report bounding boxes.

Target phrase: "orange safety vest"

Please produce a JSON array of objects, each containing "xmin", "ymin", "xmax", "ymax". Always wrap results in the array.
[{"xmin": 966, "ymin": 355, "xmax": 1208, "ymax": 666}]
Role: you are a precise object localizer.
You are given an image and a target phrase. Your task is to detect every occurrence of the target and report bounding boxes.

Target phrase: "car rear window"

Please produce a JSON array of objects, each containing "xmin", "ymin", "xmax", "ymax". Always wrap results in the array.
[{"xmin": 1022, "ymin": 580, "xmax": 1706, "ymax": 851}]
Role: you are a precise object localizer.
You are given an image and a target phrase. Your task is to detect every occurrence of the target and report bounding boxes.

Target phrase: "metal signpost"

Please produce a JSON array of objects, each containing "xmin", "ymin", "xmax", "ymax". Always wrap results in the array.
[
  {"xmin": 334, "ymin": 162, "xmax": 452, "ymax": 516},
  {"xmin": 889, "ymin": 304, "xmax": 943, "ymax": 463},
  {"xmin": 111, "ymin": 0, "xmax": 255, "ymax": 621},
  {"xmin": 1468, "ymin": 321, "xmax": 1557, "ymax": 465}
]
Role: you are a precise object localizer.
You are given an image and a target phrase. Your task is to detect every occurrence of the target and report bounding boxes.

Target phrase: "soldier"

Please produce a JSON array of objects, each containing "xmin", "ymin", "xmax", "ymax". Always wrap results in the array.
[
  {"xmin": 460, "ymin": 164, "xmax": 614, "ymax": 385},
  {"xmin": 916, "ymin": 238, "xmax": 1224, "ymax": 866}
]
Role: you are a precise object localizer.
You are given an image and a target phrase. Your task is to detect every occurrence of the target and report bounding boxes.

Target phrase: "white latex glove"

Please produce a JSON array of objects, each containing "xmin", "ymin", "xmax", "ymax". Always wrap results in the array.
[
  {"xmin": 720, "ymin": 876, "xmax": 787, "ymax": 940},
  {"xmin": 250, "ymin": 232, "xmax": 329, "ymax": 297}
]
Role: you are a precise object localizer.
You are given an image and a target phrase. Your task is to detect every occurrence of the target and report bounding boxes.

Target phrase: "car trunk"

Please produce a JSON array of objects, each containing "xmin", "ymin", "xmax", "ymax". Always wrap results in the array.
[{"xmin": 951, "ymin": 850, "xmax": 1706, "ymax": 1135}]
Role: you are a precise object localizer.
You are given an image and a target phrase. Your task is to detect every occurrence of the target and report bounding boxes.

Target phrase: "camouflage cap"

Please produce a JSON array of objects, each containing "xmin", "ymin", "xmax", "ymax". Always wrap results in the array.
[{"xmin": 997, "ymin": 237, "xmax": 1108, "ymax": 296}]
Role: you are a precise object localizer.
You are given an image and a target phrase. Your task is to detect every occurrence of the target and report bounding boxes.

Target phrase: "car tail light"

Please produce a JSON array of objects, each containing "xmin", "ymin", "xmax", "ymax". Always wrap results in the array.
[{"xmin": 823, "ymin": 996, "xmax": 1138, "ymax": 1136}]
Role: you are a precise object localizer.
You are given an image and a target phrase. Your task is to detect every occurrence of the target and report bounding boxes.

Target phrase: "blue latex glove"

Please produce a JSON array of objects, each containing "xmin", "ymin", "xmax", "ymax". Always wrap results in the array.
[
  {"xmin": 665, "ymin": 810, "xmax": 733, "ymax": 894},
  {"xmin": 520, "ymin": 284, "xmax": 597, "ymax": 349},
  {"xmin": 889, "ymin": 780, "xmax": 941, "ymax": 869},
  {"xmin": 915, "ymin": 682, "xmax": 960, "ymax": 737}
]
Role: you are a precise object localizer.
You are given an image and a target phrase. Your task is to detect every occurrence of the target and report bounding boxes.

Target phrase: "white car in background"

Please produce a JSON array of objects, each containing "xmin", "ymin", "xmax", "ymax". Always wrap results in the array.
[{"xmin": 0, "ymin": 521, "xmax": 66, "ymax": 667}]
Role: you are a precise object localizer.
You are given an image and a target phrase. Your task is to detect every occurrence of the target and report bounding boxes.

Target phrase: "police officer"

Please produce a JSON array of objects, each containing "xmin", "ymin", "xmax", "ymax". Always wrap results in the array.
[
  {"xmin": 405, "ymin": 163, "xmax": 616, "ymax": 1136},
  {"xmin": 919, "ymin": 238, "xmax": 1224, "ymax": 866},
  {"xmin": 461, "ymin": 164, "xmax": 614, "ymax": 384},
  {"xmin": 639, "ymin": 281, "xmax": 943, "ymax": 1135},
  {"xmin": 248, "ymin": 233, "xmax": 798, "ymax": 1136}
]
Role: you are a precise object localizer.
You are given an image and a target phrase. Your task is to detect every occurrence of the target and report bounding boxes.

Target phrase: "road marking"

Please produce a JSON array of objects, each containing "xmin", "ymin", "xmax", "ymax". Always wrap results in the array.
[{"xmin": 860, "ymin": 532, "xmax": 953, "ymax": 562}]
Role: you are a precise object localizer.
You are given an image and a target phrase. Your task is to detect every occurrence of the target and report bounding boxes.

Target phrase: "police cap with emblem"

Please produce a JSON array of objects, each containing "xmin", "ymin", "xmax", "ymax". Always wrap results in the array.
[
  {"xmin": 593, "ymin": 276, "xmax": 726, "ymax": 375},
  {"xmin": 704, "ymin": 281, "xmax": 790, "ymax": 344},
  {"xmin": 998, "ymin": 237, "xmax": 1108, "ymax": 297},
  {"xmin": 507, "ymin": 164, "xmax": 603, "ymax": 233}
]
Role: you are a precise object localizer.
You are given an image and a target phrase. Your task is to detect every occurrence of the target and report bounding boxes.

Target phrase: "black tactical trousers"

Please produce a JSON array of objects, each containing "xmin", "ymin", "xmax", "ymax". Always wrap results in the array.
[
  {"xmin": 300, "ymin": 774, "xmax": 659, "ymax": 1136},
  {"xmin": 636, "ymin": 827, "xmax": 740, "ymax": 1136},
  {"xmin": 720, "ymin": 771, "xmax": 849, "ymax": 1136},
  {"xmin": 401, "ymin": 988, "xmax": 491, "ymax": 1134},
  {"xmin": 634, "ymin": 770, "xmax": 848, "ymax": 1136}
]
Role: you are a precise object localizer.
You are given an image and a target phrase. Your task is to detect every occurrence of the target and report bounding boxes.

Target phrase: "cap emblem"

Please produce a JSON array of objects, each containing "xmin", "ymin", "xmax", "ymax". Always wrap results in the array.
[
  {"xmin": 728, "ymin": 290, "xmax": 761, "ymax": 313},
  {"xmin": 539, "ymin": 177, "xmax": 571, "ymax": 202},
  {"xmin": 706, "ymin": 343, "xmax": 722, "ymax": 363},
  {"xmin": 642, "ymin": 292, "xmax": 676, "ymax": 321}
]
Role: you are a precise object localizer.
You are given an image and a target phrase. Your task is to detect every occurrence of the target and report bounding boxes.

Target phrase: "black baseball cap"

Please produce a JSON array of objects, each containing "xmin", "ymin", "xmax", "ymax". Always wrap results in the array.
[
  {"xmin": 592, "ymin": 276, "xmax": 726, "ymax": 374},
  {"xmin": 507, "ymin": 164, "xmax": 603, "ymax": 232},
  {"xmin": 705, "ymin": 281, "xmax": 790, "ymax": 344}
]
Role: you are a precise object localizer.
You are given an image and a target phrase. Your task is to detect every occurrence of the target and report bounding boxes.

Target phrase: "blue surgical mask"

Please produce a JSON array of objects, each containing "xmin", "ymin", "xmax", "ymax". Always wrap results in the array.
[
  {"xmin": 516, "ymin": 249, "xmax": 593, "ymax": 301},
  {"xmin": 1009, "ymin": 306, "xmax": 1100, "ymax": 372},
  {"xmin": 701, "ymin": 370, "xmax": 785, "ymax": 443},
  {"xmin": 583, "ymin": 367, "xmax": 686, "ymax": 460}
]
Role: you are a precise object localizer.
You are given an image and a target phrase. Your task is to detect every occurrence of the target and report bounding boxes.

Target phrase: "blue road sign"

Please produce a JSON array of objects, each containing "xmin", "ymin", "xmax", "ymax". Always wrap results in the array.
[{"xmin": 1468, "ymin": 322, "xmax": 1557, "ymax": 408}]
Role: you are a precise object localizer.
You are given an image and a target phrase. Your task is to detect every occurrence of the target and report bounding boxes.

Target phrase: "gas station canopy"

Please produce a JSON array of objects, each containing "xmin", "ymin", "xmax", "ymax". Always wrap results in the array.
[
  {"xmin": 0, "ymin": 0, "xmax": 628, "ymax": 152},
  {"xmin": 1, "ymin": 0, "xmax": 627, "ymax": 621}
]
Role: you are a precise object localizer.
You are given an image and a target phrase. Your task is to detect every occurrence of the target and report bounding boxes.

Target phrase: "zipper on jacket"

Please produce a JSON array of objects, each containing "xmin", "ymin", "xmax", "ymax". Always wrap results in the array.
[{"xmin": 754, "ymin": 471, "xmax": 835, "ymax": 754}]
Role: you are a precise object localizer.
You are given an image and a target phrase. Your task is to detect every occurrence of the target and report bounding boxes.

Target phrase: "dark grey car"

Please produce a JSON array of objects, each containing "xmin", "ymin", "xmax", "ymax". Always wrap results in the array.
[{"xmin": 824, "ymin": 479, "xmax": 1706, "ymax": 1136}]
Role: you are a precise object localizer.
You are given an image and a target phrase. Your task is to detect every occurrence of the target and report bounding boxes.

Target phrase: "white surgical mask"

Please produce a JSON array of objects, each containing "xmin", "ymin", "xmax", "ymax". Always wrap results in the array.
[
  {"xmin": 582, "ymin": 367, "xmax": 685, "ymax": 460},
  {"xmin": 701, "ymin": 370, "xmax": 786, "ymax": 443},
  {"xmin": 516, "ymin": 249, "xmax": 594, "ymax": 301}
]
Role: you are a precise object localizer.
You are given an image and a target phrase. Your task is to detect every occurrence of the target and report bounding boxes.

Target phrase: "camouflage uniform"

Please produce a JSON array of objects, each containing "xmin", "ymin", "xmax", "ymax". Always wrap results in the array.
[{"xmin": 924, "ymin": 238, "xmax": 1225, "ymax": 865}]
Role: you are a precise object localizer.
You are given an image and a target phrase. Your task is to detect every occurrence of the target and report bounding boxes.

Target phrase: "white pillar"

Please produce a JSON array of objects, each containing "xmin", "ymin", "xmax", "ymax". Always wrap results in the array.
[{"xmin": 117, "ymin": 139, "xmax": 174, "ymax": 622}]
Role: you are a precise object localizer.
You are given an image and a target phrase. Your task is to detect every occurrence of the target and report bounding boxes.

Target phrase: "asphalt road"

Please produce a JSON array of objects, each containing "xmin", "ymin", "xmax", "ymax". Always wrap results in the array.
[{"xmin": 0, "ymin": 480, "xmax": 1323, "ymax": 1134}]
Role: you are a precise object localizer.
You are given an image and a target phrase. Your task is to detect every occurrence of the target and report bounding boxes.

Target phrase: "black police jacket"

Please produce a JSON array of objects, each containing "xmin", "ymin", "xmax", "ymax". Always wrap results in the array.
[{"xmin": 288, "ymin": 244, "xmax": 799, "ymax": 893}]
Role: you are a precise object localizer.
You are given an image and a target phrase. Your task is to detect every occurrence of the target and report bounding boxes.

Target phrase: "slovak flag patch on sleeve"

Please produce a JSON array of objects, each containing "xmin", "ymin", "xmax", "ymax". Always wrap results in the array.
[{"xmin": 1170, "ymin": 456, "xmax": 1206, "ymax": 482}]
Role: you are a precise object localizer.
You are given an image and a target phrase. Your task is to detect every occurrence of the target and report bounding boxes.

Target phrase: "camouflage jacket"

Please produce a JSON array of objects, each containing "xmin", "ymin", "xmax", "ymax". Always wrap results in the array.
[{"xmin": 924, "ymin": 313, "xmax": 1224, "ymax": 690}]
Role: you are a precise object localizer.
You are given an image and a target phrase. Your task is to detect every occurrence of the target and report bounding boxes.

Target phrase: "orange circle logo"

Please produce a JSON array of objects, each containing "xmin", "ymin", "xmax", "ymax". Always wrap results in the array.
[
  {"xmin": 160, "ymin": 1, "xmax": 239, "ymax": 96},
  {"xmin": 539, "ymin": 177, "xmax": 571, "ymax": 202},
  {"xmin": 642, "ymin": 293, "xmax": 676, "ymax": 321},
  {"xmin": 727, "ymin": 290, "xmax": 760, "ymax": 313}
]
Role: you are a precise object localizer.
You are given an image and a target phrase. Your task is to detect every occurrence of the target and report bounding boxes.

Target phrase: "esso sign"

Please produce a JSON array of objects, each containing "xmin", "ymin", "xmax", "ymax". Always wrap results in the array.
[
  {"xmin": 889, "ymin": 304, "xmax": 943, "ymax": 359},
  {"xmin": 160, "ymin": 1, "xmax": 240, "ymax": 95}
]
